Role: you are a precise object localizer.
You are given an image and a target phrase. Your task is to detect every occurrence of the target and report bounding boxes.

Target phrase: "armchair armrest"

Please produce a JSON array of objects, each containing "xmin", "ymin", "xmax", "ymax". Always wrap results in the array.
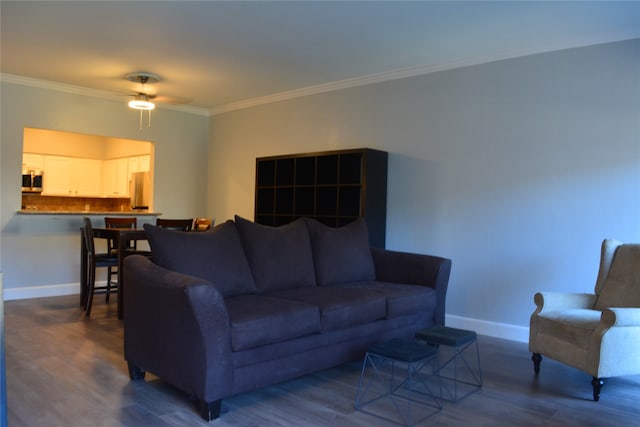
[
  {"xmin": 123, "ymin": 254, "xmax": 233, "ymax": 403},
  {"xmin": 600, "ymin": 308, "xmax": 640, "ymax": 327},
  {"xmin": 590, "ymin": 307, "xmax": 640, "ymax": 377},
  {"xmin": 371, "ymin": 247, "xmax": 452, "ymax": 326},
  {"xmin": 533, "ymin": 291, "xmax": 597, "ymax": 313}
]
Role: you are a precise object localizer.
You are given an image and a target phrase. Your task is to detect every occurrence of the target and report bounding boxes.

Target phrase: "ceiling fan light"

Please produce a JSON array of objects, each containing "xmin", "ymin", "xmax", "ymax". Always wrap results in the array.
[{"xmin": 128, "ymin": 95, "xmax": 155, "ymax": 110}]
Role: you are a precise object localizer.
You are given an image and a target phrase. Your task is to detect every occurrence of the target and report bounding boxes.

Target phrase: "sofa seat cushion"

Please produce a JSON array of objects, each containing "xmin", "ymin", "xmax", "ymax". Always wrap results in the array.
[
  {"xmin": 235, "ymin": 216, "xmax": 316, "ymax": 293},
  {"xmin": 536, "ymin": 309, "xmax": 602, "ymax": 350},
  {"xmin": 144, "ymin": 221, "xmax": 256, "ymax": 297},
  {"xmin": 337, "ymin": 281, "xmax": 437, "ymax": 318},
  {"xmin": 269, "ymin": 287, "xmax": 386, "ymax": 332},
  {"xmin": 225, "ymin": 295, "xmax": 321, "ymax": 351},
  {"xmin": 303, "ymin": 217, "xmax": 376, "ymax": 285}
]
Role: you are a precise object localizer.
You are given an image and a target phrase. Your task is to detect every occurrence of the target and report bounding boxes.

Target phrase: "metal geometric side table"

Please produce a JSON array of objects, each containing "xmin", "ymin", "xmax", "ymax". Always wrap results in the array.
[
  {"xmin": 355, "ymin": 338, "xmax": 442, "ymax": 426},
  {"xmin": 415, "ymin": 326, "xmax": 482, "ymax": 402}
]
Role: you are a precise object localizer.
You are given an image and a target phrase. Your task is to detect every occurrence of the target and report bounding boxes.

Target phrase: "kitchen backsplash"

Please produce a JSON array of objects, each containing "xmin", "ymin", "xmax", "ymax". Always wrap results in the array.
[{"xmin": 22, "ymin": 193, "xmax": 131, "ymax": 212}]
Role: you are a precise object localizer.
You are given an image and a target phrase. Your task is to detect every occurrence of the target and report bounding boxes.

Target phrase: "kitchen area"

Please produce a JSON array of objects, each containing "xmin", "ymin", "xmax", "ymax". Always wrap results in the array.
[{"xmin": 20, "ymin": 128, "xmax": 155, "ymax": 215}]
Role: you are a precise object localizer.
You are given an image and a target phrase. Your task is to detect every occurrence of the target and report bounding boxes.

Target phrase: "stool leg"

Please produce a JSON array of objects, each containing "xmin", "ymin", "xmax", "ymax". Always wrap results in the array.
[
  {"xmin": 85, "ymin": 260, "xmax": 95, "ymax": 316},
  {"xmin": 474, "ymin": 340, "xmax": 483, "ymax": 386}
]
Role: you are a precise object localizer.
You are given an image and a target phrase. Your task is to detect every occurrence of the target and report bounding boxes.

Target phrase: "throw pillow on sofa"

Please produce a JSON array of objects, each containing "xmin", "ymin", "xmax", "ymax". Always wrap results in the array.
[
  {"xmin": 234, "ymin": 215, "xmax": 316, "ymax": 293},
  {"xmin": 303, "ymin": 217, "xmax": 376, "ymax": 285},
  {"xmin": 143, "ymin": 221, "xmax": 257, "ymax": 297}
]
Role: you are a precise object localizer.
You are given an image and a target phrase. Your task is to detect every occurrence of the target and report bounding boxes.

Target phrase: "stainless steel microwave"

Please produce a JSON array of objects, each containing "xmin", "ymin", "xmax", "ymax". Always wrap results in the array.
[{"xmin": 22, "ymin": 169, "xmax": 43, "ymax": 193}]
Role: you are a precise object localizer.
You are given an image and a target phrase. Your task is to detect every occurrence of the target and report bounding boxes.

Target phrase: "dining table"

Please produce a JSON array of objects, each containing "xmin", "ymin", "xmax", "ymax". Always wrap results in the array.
[{"xmin": 80, "ymin": 226, "xmax": 150, "ymax": 319}]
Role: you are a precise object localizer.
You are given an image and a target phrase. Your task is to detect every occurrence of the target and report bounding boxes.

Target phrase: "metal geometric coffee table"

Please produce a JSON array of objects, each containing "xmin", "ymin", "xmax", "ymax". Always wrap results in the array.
[
  {"xmin": 415, "ymin": 326, "xmax": 482, "ymax": 402},
  {"xmin": 355, "ymin": 338, "xmax": 442, "ymax": 426}
]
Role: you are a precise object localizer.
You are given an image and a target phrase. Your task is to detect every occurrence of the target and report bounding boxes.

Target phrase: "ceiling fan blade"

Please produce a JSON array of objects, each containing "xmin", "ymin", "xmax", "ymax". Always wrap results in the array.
[{"xmin": 153, "ymin": 94, "xmax": 192, "ymax": 105}]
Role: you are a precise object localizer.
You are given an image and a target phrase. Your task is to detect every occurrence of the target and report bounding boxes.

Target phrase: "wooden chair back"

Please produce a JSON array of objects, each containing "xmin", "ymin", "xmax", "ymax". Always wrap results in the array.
[
  {"xmin": 156, "ymin": 218, "xmax": 193, "ymax": 231},
  {"xmin": 193, "ymin": 217, "xmax": 213, "ymax": 231},
  {"xmin": 104, "ymin": 217, "xmax": 137, "ymax": 252}
]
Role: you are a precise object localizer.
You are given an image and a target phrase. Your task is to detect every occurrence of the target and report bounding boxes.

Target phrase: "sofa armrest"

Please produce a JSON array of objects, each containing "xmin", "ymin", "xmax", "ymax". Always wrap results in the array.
[
  {"xmin": 533, "ymin": 292, "xmax": 597, "ymax": 313},
  {"xmin": 123, "ymin": 254, "xmax": 233, "ymax": 403},
  {"xmin": 371, "ymin": 247, "xmax": 452, "ymax": 326}
]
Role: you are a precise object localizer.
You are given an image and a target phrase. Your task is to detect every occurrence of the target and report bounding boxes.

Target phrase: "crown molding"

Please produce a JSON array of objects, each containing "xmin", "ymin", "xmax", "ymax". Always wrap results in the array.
[
  {"xmin": 209, "ymin": 35, "xmax": 640, "ymax": 116},
  {"xmin": 3, "ymin": 36, "xmax": 637, "ymax": 118},
  {"xmin": 0, "ymin": 73, "xmax": 210, "ymax": 116}
]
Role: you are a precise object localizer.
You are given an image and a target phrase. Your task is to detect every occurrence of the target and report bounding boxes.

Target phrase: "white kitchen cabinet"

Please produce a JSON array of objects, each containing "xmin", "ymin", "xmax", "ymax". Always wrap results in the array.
[
  {"xmin": 43, "ymin": 155, "xmax": 73, "ymax": 195},
  {"xmin": 75, "ymin": 158, "xmax": 103, "ymax": 196},
  {"xmin": 128, "ymin": 154, "xmax": 150, "ymax": 175},
  {"xmin": 22, "ymin": 153, "xmax": 44, "ymax": 171},
  {"xmin": 43, "ymin": 155, "xmax": 103, "ymax": 196},
  {"xmin": 138, "ymin": 154, "xmax": 150, "ymax": 172},
  {"xmin": 103, "ymin": 158, "xmax": 129, "ymax": 197}
]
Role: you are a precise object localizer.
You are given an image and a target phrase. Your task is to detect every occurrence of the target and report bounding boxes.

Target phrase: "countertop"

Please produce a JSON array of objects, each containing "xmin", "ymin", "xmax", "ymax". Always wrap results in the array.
[{"xmin": 17, "ymin": 210, "xmax": 161, "ymax": 216}]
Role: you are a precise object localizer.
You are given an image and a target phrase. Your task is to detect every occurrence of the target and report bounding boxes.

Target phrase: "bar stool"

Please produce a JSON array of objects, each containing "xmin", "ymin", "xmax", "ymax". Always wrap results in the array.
[
  {"xmin": 355, "ymin": 338, "xmax": 442, "ymax": 426},
  {"xmin": 104, "ymin": 216, "xmax": 137, "ymax": 298},
  {"xmin": 415, "ymin": 326, "xmax": 482, "ymax": 402},
  {"xmin": 82, "ymin": 217, "xmax": 119, "ymax": 316}
]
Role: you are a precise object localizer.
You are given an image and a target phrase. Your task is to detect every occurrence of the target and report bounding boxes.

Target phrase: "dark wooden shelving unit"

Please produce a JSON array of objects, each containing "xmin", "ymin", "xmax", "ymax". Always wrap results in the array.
[{"xmin": 255, "ymin": 148, "xmax": 388, "ymax": 247}]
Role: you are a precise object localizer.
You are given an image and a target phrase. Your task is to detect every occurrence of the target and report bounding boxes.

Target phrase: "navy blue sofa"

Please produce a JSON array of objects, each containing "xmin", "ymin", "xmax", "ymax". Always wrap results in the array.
[{"xmin": 123, "ymin": 216, "xmax": 451, "ymax": 421}]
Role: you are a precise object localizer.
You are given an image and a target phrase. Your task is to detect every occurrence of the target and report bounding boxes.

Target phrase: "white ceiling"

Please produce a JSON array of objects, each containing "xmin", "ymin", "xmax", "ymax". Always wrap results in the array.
[{"xmin": 2, "ymin": 1, "xmax": 640, "ymax": 115}]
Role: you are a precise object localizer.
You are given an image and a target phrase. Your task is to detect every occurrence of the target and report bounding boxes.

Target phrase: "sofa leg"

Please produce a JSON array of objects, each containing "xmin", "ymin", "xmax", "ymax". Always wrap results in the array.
[
  {"xmin": 198, "ymin": 399, "xmax": 222, "ymax": 421},
  {"xmin": 127, "ymin": 362, "xmax": 146, "ymax": 381},
  {"xmin": 591, "ymin": 377, "xmax": 604, "ymax": 401},
  {"xmin": 531, "ymin": 353, "xmax": 542, "ymax": 375}
]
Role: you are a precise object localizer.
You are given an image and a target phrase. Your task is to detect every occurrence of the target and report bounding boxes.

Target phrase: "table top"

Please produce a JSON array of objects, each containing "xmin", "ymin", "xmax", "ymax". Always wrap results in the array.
[
  {"xmin": 367, "ymin": 338, "xmax": 438, "ymax": 362},
  {"xmin": 92, "ymin": 227, "xmax": 148, "ymax": 240}
]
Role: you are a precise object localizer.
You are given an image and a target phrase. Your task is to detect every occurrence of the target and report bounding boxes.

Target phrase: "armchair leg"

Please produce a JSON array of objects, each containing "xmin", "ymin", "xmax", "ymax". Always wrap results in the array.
[
  {"xmin": 531, "ymin": 353, "xmax": 542, "ymax": 375},
  {"xmin": 591, "ymin": 377, "xmax": 604, "ymax": 401}
]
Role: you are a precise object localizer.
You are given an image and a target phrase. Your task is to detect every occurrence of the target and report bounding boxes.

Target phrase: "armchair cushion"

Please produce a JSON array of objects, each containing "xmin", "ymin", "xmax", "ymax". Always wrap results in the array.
[
  {"xmin": 595, "ymin": 244, "xmax": 640, "ymax": 310},
  {"xmin": 535, "ymin": 309, "xmax": 602, "ymax": 350}
]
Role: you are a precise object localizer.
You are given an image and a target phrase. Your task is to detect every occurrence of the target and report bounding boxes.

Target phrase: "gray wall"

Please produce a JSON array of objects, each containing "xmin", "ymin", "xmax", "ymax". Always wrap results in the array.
[
  {"xmin": 209, "ymin": 39, "xmax": 640, "ymax": 338},
  {"xmin": 0, "ymin": 83, "xmax": 210, "ymax": 294}
]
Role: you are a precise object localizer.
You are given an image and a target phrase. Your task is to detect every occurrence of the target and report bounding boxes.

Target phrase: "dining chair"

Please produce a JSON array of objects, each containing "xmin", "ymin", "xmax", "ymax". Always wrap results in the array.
[
  {"xmin": 193, "ymin": 217, "xmax": 214, "ymax": 231},
  {"xmin": 104, "ymin": 216, "xmax": 137, "ymax": 293},
  {"xmin": 156, "ymin": 218, "xmax": 194, "ymax": 231},
  {"xmin": 83, "ymin": 217, "xmax": 119, "ymax": 316}
]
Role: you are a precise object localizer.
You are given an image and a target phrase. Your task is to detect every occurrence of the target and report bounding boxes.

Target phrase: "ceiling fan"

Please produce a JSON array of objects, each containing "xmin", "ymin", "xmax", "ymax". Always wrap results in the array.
[
  {"xmin": 125, "ymin": 72, "xmax": 160, "ymax": 129},
  {"xmin": 125, "ymin": 72, "xmax": 160, "ymax": 110}
]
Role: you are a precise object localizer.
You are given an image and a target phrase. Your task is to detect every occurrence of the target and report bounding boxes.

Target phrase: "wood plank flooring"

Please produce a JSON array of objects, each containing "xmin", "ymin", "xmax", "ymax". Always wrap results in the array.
[{"xmin": 5, "ymin": 295, "xmax": 640, "ymax": 426}]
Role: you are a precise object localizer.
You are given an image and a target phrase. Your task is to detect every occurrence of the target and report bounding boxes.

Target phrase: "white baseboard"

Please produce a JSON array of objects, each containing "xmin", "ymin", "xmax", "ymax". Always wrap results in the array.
[
  {"xmin": 3, "ymin": 283, "xmax": 80, "ymax": 301},
  {"xmin": 446, "ymin": 314, "xmax": 529, "ymax": 343},
  {"xmin": 3, "ymin": 282, "xmax": 530, "ymax": 343}
]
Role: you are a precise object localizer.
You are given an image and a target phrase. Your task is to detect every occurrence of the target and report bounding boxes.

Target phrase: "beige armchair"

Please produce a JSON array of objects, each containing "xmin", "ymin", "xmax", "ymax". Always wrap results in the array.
[{"xmin": 529, "ymin": 239, "xmax": 640, "ymax": 401}]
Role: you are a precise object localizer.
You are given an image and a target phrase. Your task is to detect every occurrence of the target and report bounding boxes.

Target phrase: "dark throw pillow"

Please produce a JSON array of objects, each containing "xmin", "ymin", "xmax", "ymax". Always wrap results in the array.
[
  {"xmin": 143, "ymin": 221, "xmax": 256, "ymax": 297},
  {"xmin": 303, "ymin": 217, "xmax": 375, "ymax": 285},
  {"xmin": 234, "ymin": 215, "xmax": 316, "ymax": 293}
]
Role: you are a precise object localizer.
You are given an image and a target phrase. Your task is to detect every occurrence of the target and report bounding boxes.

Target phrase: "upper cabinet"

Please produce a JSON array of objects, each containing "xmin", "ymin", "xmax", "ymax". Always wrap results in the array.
[
  {"xmin": 42, "ymin": 155, "xmax": 102, "ymax": 197},
  {"xmin": 37, "ymin": 154, "xmax": 151, "ymax": 197},
  {"xmin": 22, "ymin": 153, "xmax": 44, "ymax": 171},
  {"xmin": 103, "ymin": 158, "xmax": 129, "ymax": 197}
]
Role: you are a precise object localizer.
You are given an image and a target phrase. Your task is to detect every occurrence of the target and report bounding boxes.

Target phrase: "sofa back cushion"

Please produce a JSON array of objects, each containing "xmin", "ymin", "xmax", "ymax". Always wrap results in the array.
[
  {"xmin": 595, "ymin": 243, "xmax": 640, "ymax": 309},
  {"xmin": 303, "ymin": 217, "xmax": 376, "ymax": 285},
  {"xmin": 143, "ymin": 221, "xmax": 257, "ymax": 297},
  {"xmin": 234, "ymin": 216, "xmax": 316, "ymax": 293}
]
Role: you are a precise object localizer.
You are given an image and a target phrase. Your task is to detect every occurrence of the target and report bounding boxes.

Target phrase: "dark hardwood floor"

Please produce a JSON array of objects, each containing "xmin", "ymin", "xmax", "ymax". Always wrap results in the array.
[{"xmin": 5, "ymin": 295, "xmax": 640, "ymax": 426}]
